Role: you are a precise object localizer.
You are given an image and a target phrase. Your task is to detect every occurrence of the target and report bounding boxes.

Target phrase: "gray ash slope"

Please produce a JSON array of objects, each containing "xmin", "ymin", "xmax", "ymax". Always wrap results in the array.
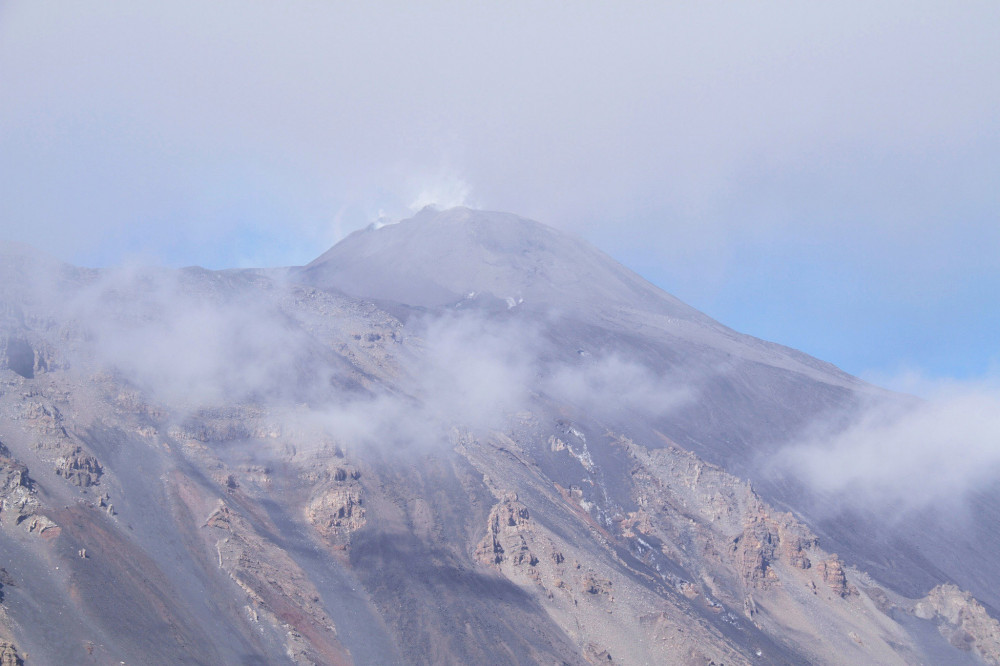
[
  {"xmin": 304, "ymin": 207, "xmax": 1000, "ymax": 610},
  {"xmin": 0, "ymin": 208, "xmax": 997, "ymax": 665},
  {"xmin": 301, "ymin": 207, "xmax": 872, "ymax": 471}
]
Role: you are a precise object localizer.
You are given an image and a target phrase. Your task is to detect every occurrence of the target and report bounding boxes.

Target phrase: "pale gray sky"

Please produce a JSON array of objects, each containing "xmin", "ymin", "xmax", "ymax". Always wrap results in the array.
[{"xmin": 1, "ymin": 1, "xmax": 997, "ymax": 380}]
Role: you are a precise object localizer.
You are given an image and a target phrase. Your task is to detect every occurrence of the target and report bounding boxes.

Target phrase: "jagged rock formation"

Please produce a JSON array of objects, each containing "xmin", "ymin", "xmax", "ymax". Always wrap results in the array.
[
  {"xmin": 816, "ymin": 555, "xmax": 855, "ymax": 598},
  {"xmin": 474, "ymin": 493, "xmax": 532, "ymax": 566},
  {"xmin": 54, "ymin": 445, "xmax": 102, "ymax": 487},
  {"xmin": 306, "ymin": 463, "xmax": 366, "ymax": 548},
  {"xmin": 0, "ymin": 642, "xmax": 22, "ymax": 666},
  {"xmin": 0, "ymin": 209, "xmax": 998, "ymax": 664},
  {"xmin": 0, "ymin": 440, "xmax": 54, "ymax": 536},
  {"xmin": 464, "ymin": 462, "xmax": 751, "ymax": 665},
  {"xmin": 0, "ymin": 443, "xmax": 34, "ymax": 524},
  {"xmin": 201, "ymin": 499, "xmax": 349, "ymax": 665},
  {"xmin": 916, "ymin": 584, "xmax": 1000, "ymax": 664}
]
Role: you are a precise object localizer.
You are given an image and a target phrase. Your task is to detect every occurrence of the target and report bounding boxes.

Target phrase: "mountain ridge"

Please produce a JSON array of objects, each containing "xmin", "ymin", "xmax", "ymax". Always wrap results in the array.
[
  {"xmin": 303, "ymin": 206, "xmax": 705, "ymax": 315},
  {"xmin": 301, "ymin": 206, "xmax": 867, "ymax": 393},
  {"xmin": 0, "ymin": 207, "xmax": 998, "ymax": 664}
]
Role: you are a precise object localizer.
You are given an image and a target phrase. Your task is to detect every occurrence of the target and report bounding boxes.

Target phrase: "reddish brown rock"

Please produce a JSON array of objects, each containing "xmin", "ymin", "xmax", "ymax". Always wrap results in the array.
[
  {"xmin": 915, "ymin": 584, "xmax": 1000, "ymax": 665},
  {"xmin": 305, "ymin": 463, "xmax": 366, "ymax": 548},
  {"xmin": 731, "ymin": 516, "xmax": 779, "ymax": 589},
  {"xmin": 475, "ymin": 494, "xmax": 535, "ymax": 567},
  {"xmin": 816, "ymin": 556, "xmax": 854, "ymax": 598}
]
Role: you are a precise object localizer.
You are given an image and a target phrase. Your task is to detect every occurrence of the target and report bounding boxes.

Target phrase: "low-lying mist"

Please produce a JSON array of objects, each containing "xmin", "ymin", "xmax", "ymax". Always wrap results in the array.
[
  {"xmin": 771, "ymin": 377, "xmax": 1000, "ymax": 517},
  {"xmin": 21, "ymin": 259, "xmax": 693, "ymax": 456},
  {"xmin": 11, "ymin": 244, "xmax": 995, "ymax": 519},
  {"xmin": 68, "ymin": 265, "xmax": 327, "ymax": 407}
]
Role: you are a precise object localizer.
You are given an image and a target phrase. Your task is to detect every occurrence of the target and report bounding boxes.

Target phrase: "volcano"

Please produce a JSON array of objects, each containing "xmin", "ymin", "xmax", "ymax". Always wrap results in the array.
[{"xmin": 0, "ymin": 207, "xmax": 997, "ymax": 665}]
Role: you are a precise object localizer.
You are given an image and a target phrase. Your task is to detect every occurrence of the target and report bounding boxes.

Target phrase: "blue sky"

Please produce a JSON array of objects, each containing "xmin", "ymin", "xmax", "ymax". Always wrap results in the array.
[{"xmin": 1, "ymin": 2, "xmax": 997, "ymax": 388}]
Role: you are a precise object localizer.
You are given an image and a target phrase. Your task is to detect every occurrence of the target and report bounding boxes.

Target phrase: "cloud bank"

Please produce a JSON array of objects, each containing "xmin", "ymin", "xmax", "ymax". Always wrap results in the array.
[
  {"xmin": 64, "ymin": 266, "xmax": 334, "ymax": 407},
  {"xmin": 25, "ymin": 260, "xmax": 688, "ymax": 454},
  {"xmin": 773, "ymin": 378, "xmax": 1000, "ymax": 515}
]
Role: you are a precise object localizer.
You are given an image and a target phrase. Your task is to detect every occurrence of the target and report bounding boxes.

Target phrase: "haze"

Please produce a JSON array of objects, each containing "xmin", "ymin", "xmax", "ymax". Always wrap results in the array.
[{"xmin": 1, "ymin": 1, "xmax": 998, "ymax": 381}]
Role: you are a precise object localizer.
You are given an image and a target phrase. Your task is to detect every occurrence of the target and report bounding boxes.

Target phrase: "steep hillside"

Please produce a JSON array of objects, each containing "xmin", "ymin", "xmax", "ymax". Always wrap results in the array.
[{"xmin": 0, "ymin": 209, "xmax": 997, "ymax": 664}]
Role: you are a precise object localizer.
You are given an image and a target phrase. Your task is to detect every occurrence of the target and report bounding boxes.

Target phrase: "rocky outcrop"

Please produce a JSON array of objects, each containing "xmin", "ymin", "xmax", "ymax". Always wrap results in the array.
[
  {"xmin": 306, "ymin": 487, "xmax": 364, "ymax": 539},
  {"xmin": 602, "ymin": 433, "xmax": 926, "ymax": 664},
  {"xmin": 305, "ymin": 465, "xmax": 365, "ymax": 547},
  {"xmin": 0, "ymin": 442, "xmax": 44, "ymax": 530},
  {"xmin": 0, "ymin": 641, "xmax": 22, "ymax": 666},
  {"xmin": 25, "ymin": 515, "xmax": 58, "ymax": 535},
  {"xmin": 475, "ymin": 493, "xmax": 532, "ymax": 566},
  {"xmin": 730, "ymin": 511, "xmax": 817, "ymax": 589},
  {"xmin": 11, "ymin": 396, "xmax": 103, "ymax": 487},
  {"xmin": 816, "ymin": 555, "xmax": 855, "ymax": 598},
  {"xmin": 778, "ymin": 516, "xmax": 817, "ymax": 570},
  {"xmin": 203, "ymin": 500, "xmax": 347, "ymax": 665},
  {"xmin": 15, "ymin": 399, "xmax": 67, "ymax": 439},
  {"xmin": 731, "ymin": 515, "xmax": 780, "ymax": 589},
  {"xmin": 461, "ymin": 456, "xmax": 754, "ymax": 666},
  {"xmin": 54, "ymin": 445, "xmax": 102, "ymax": 487},
  {"xmin": 474, "ymin": 492, "xmax": 607, "ymax": 600},
  {"xmin": 617, "ymin": 436, "xmax": 823, "ymax": 594},
  {"xmin": 915, "ymin": 584, "xmax": 1000, "ymax": 664},
  {"xmin": 1, "ymin": 336, "xmax": 54, "ymax": 380},
  {"xmin": 96, "ymin": 491, "xmax": 115, "ymax": 516}
]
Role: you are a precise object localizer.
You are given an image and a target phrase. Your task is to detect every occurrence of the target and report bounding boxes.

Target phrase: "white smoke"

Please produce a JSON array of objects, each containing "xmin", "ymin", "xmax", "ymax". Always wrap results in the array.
[{"xmin": 409, "ymin": 175, "xmax": 471, "ymax": 212}]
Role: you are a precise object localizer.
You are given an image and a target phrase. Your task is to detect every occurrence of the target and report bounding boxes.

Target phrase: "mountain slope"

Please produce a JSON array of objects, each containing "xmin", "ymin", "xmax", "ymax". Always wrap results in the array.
[
  {"xmin": 302, "ymin": 207, "xmax": 862, "ymax": 389},
  {"xmin": 0, "ymin": 210, "xmax": 998, "ymax": 665},
  {"xmin": 303, "ymin": 208, "xmax": 1000, "ymax": 615},
  {"xmin": 303, "ymin": 206, "xmax": 697, "ymax": 314}
]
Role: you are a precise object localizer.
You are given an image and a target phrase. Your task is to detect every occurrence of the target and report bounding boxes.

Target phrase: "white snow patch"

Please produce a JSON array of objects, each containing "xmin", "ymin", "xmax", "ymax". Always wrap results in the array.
[{"xmin": 503, "ymin": 296, "xmax": 524, "ymax": 310}]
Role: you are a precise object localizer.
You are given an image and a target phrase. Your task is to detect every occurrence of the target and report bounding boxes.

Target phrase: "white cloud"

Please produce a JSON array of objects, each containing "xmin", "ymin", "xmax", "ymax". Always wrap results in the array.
[
  {"xmin": 543, "ymin": 354, "xmax": 692, "ymax": 421},
  {"xmin": 772, "ymin": 376, "xmax": 1000, "ymax": 514},
  {"xmin": 44, "ymin": 257, "xmax": 690, "ymax": 454},
  {"xmin": 58, "ymin": 264, "xmax": 337, "ymax": 408}
]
